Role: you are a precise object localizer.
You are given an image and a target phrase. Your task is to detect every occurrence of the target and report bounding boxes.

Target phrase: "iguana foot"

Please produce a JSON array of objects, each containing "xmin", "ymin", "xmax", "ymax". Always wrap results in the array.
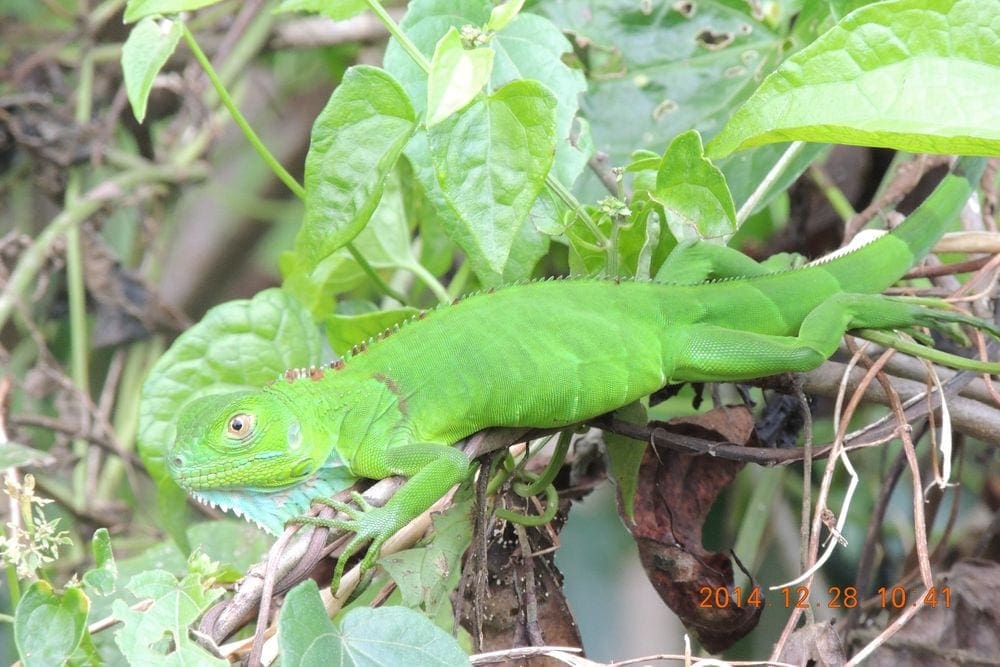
[{"xmin": 289, "ymin": 492, "xmax": 397, "ymax": 592}]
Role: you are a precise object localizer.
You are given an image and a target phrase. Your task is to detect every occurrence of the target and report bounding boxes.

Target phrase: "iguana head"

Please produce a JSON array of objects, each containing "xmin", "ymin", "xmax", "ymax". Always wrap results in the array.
[
  {"xmin": 166, "ymin": 390, "xmax": 356, "ymax": 534},
  {"xmin": 168, "ymin": 391, "xmax": 320, "ymax": 493}
]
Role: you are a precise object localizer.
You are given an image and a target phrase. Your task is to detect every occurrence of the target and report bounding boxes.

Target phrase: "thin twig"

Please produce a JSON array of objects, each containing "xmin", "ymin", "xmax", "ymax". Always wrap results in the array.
[
  {"xmin": 246, "ymin": 522, "xmax": 307, "ymax": 667},
  {"xmin": 87, "ymin": 599, "xmax": 153, "ymax": 634},
  {"xmin": 905, "ymin": 254, "xmax": 993, "ymax": 278},
  {"xmin": 588, "ymin": 153, "xmax": 620, "ymax": 196},
  {"xmin": 981, "ymin": 158, "xmax": 998, "ymax": 232},
  {"xmin": 844, "ymin": 436, "xmax": 910, "ymax": 636},
  {"xmin": 795, "ymin": 381, "xmax": 813, "ymax": 595},
  {"xmin": 513, "ymin": 523, "xmax": 544, "ymax": 645},
  {"xmin": 771, "ymin": 342, "xmax": 891, "ymax": 657},
  {"xmin": 846, "ymin": 587, "xmax": 932, "ymax": 665},
  {"xmin": 211, "ymin": 0, "xmax": 265, "ymax": 66},
  {"xmin": 845, "ymin": 154, "xmax": 950, "ymax": 240},
  {"xmin": 838, "ymin": 346, "xmax": 938, "ymax": 662}
]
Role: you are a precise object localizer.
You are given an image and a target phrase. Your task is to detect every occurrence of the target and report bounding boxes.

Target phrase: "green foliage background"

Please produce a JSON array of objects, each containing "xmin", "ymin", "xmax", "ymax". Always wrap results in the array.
[{"xmin": 1, "ymin": 0, "xmax": 998, "ymax": 663}]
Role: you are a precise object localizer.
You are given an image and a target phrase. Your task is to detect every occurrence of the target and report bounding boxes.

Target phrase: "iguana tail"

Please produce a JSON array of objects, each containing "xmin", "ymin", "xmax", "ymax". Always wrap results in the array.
[
  {"xmin": 889, "ymin": 156, "xmax": 987, "ymax": 261},
  {"xmin": 824, "ymin": 156, "xmax": 987, "ymax": 294}
]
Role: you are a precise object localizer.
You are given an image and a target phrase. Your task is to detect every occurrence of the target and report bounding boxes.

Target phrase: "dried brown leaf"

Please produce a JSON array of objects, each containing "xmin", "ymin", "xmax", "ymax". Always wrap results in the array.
[{"xmin": 624, "ymin": 405, "xmax": 762, "ymax": 652}]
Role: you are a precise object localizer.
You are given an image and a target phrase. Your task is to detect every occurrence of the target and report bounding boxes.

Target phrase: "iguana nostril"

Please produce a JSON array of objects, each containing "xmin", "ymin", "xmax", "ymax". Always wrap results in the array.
[{"xmin": 172, "ymin": 455, "xmax": 184, "ymax": 468}]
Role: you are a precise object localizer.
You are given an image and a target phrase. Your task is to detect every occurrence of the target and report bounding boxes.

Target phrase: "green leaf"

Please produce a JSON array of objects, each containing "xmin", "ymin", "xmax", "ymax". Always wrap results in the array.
[
  {"xmin": 427, "ymin": 27, "xmax": 494, "ymax": 127},
  {"xmin": 604, "ymin": 401, "xmax": 648, "ymax": 521},
  {"xmin": 349, "ymin": 163, "xmax": 424, "ymax": 272},
  {"xmin": 380, "ymin": 497, "xmax": 473, "ymax": 617},
  {"xmin": 565, "ymin": 198, "xmax": 660, "ymax": 279},
  {"xmin": 280, "ymin": 250, "xmax": 366, "ymax": 322},
  {"xmin": 284, "ymin": 163, "xmax": 428, "ymax": 320},
  {"xmin": 416, "ymin": 182, "xmax": 458, "ymax": 277},
  {"xmin": 0, "ymin": 440, "xmax": 54, "ymax": 468},
  {"xmin": 827, "ymin": 0, "xmax": 875, "ymax": 21},
  {"xmin": 653, "ymin": 130, "xmax": 737, "ymax": 243},
  {"xmin": 384, "ymin": 1, "xmax": 588, "ymax": 282},
  {"xmin": 280, "ymin": 581, "xmax": 470, "ymax": 666},
  {"xmin": 340, "ymin": 605, "xmax": 471, "ymax": 664},
  {"xmin": 108, "ymin": 521, "xmax": 273, "ymax": 600},
  {"xmin": 530, "ymin": 0, "xmax": 806, "ymax": 214},
  {"xmin": 273, "ymin": 0, "xmax": 366, "ymax": 20},
  {"xmin": 280, "ymin": 580, "xmax": 340, "ymax": 664},
  {"xmin": 406, "ymin": 131, "xmax": 551, "ymax": 285},
  {"xmin": 187, "ymin": 549, "xmax": 242, "ymax": 585},
  {"xmin": 485, "ymin": 0, "xmax": 525, "ymax": 32},
  {"xmin": 385, "ymin": 2, "xmax": 589, "ymax": 189},
  {"xmin": 491, "ymin": 13, "xmax": 590, "ymax": 186},
  {"xmin": 325, "ymin": 307, "xmax": 420, "ymax": 355},
  {"xmin": 386, "ymin": 2, "xmax": 585, "ymax": 153},
  {"xmin": 296, "ymin": 66, "xmax": 416, "ymax": 273},
  {"xmin": 707, "ymin": 0, "xmax": 1000, "ymax": 157},
  {"xmin": 625, "ymin": 149, "xmax": 660, "ymax": 193},
  {"xmin": 112, "ymin": 570, "xmax": 226, "ymax": 666},
  {"xmin": 427, "ymin": 79, "xmax": 557, "ymax": 281},
  {"xmin": 82, "ymin": 528, "xmax": 118, "ymax": 596},
  {"xmin": 124, "ymin": 0, "xmax": 223, "ymax": 22},
  {"xmin": 383, "ymin": 0, "xmax": 490, "ymax": 118},
  {"xmin": 120, "ymin": 16, "xmax": 183, "ymax": 123},
  {"xmin": 14, "ymin": 582, "xmax": 89, "ymax": 667},
  {"xmin": 138, "ymin": 288, "xmax": 321, "ymax": 549}
]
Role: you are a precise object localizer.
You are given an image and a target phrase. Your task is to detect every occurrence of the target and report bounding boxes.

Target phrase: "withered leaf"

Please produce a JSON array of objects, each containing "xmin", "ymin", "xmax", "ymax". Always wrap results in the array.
[
  {"xmin": 83, "ymin": 227, "xmax": 188, "ymax": 347},
  {"xmin": 779, "ymin": 620, "xmax": 846, "ymax": 666},
  {"xmin": 623, "ymin": 405, "xmax": 762, "ymax": 653}
]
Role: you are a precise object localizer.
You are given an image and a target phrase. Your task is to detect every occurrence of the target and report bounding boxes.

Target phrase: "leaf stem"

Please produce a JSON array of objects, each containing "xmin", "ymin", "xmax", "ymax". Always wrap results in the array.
[
  {"xmin": 545, "ymin": 173, "xmax": 608, "ymax": 246},
  {"xmin": 4, "ymin": 561, "xmax": 19, "ymax": 607},
  {"xmin": 182, "ymin": 25, "xmax": 305, "ymax": 199},
  {"xmin": 344, "ymin": 245, "xmax": 408, "ymax": 304},
  {"xmin": 65, "ymin": 189, "xmax": 90, "ymax": 511},
  {"xmin": 446, "ymin": 260, "xmax": 472, "ymax": 299},
  {"xmin": 736, "ymin": 140, "xmax": 806, "ymax": 226},
  {"xmin": 96, "ymin": 342, "xmax": 161, "ymax": 500},
  {"xmin": 182, "ymin": 24, "xmax": 407, "ymax": 304},
  {"xmin": 408, "ymin": 261, "xmax": 450, "ymax": 303},
  {"xmin": 363, "ymin": 0, "xmax": 430, "ymax": 73},
  {"xmin": 606, "ymin": 213, "xmax": 620, "ymax": 277},
  {"xmin": 808, "ymin": 163, "xmax": 856, "ymax": 223}
]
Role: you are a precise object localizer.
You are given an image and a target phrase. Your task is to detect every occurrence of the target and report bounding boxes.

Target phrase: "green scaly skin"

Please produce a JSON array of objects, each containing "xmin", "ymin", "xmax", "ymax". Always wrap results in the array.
[{"xmin": 168, "ymin": 156, "xmax": 998, "ymax": 588}]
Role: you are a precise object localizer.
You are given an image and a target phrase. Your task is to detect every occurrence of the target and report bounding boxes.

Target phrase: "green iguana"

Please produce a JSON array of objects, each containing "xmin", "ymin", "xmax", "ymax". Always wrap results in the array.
[{"xmin": 168, "ymin": 156, "xmax": 999, "ymax": 587}]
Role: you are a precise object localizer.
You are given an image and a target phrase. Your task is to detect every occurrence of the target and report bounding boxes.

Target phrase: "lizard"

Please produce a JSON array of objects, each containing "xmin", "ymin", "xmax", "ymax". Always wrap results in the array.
[{"xmin": 167, "ymin": 155, "xmax": 1000, "ymax": 588}]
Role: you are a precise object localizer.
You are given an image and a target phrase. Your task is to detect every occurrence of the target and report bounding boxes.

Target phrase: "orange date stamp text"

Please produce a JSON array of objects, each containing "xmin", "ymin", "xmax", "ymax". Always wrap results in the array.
[{"xmin": 697, "ymin": 585, "xmax": 952, "ymax": 609}]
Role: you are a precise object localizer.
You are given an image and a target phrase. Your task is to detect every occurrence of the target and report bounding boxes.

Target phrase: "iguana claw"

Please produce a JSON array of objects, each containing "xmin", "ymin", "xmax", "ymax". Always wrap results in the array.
[{"xmin": 289, "ymin": 492, "xmax": 395, "ymax": 592}]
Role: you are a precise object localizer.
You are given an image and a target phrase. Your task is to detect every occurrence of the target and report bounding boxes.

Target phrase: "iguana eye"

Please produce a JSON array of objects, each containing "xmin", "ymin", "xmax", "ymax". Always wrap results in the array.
[{"xmin": 226, "ymin": 413, "xmax": 255, "ymax": 439}]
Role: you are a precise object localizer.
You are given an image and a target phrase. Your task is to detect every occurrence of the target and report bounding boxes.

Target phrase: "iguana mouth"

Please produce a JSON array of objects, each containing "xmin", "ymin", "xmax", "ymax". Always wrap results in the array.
[{"xmin": 171, "ymin": 457, "xmax": 255, "ymax": 490}]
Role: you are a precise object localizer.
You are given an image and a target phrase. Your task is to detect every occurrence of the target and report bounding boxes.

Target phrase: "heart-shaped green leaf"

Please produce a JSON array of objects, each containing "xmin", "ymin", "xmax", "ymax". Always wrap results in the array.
[
  {"xmin": 297, "ymin": 66, "xmax": 416, "ymax": 273},
  {"xmin": 138, "ymin": 288, "xmax": 320, "ymax": 548},
  {"xmin": 427, "ymin": 80, "xmax": 557, "ymax": 281},
  {"xmin": 708, "ymin": 0, "xmax": 1000, "ymax": 156}
]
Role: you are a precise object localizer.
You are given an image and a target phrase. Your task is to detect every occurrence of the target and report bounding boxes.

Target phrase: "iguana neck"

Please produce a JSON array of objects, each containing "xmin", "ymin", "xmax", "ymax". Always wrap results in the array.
[
  {"xmin": 266, "ymin": 366, "xmax": 407, "ymax": 470},
  {"xmin": 191, "ymin": 369, "xmax": 402, "ymax": 535}
]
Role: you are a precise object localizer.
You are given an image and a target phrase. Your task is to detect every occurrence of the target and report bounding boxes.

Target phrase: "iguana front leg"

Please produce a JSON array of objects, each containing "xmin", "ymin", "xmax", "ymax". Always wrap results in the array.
[{"xmin": 293, "ymin": 443, "xmax": 470, "ymax": 590}]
